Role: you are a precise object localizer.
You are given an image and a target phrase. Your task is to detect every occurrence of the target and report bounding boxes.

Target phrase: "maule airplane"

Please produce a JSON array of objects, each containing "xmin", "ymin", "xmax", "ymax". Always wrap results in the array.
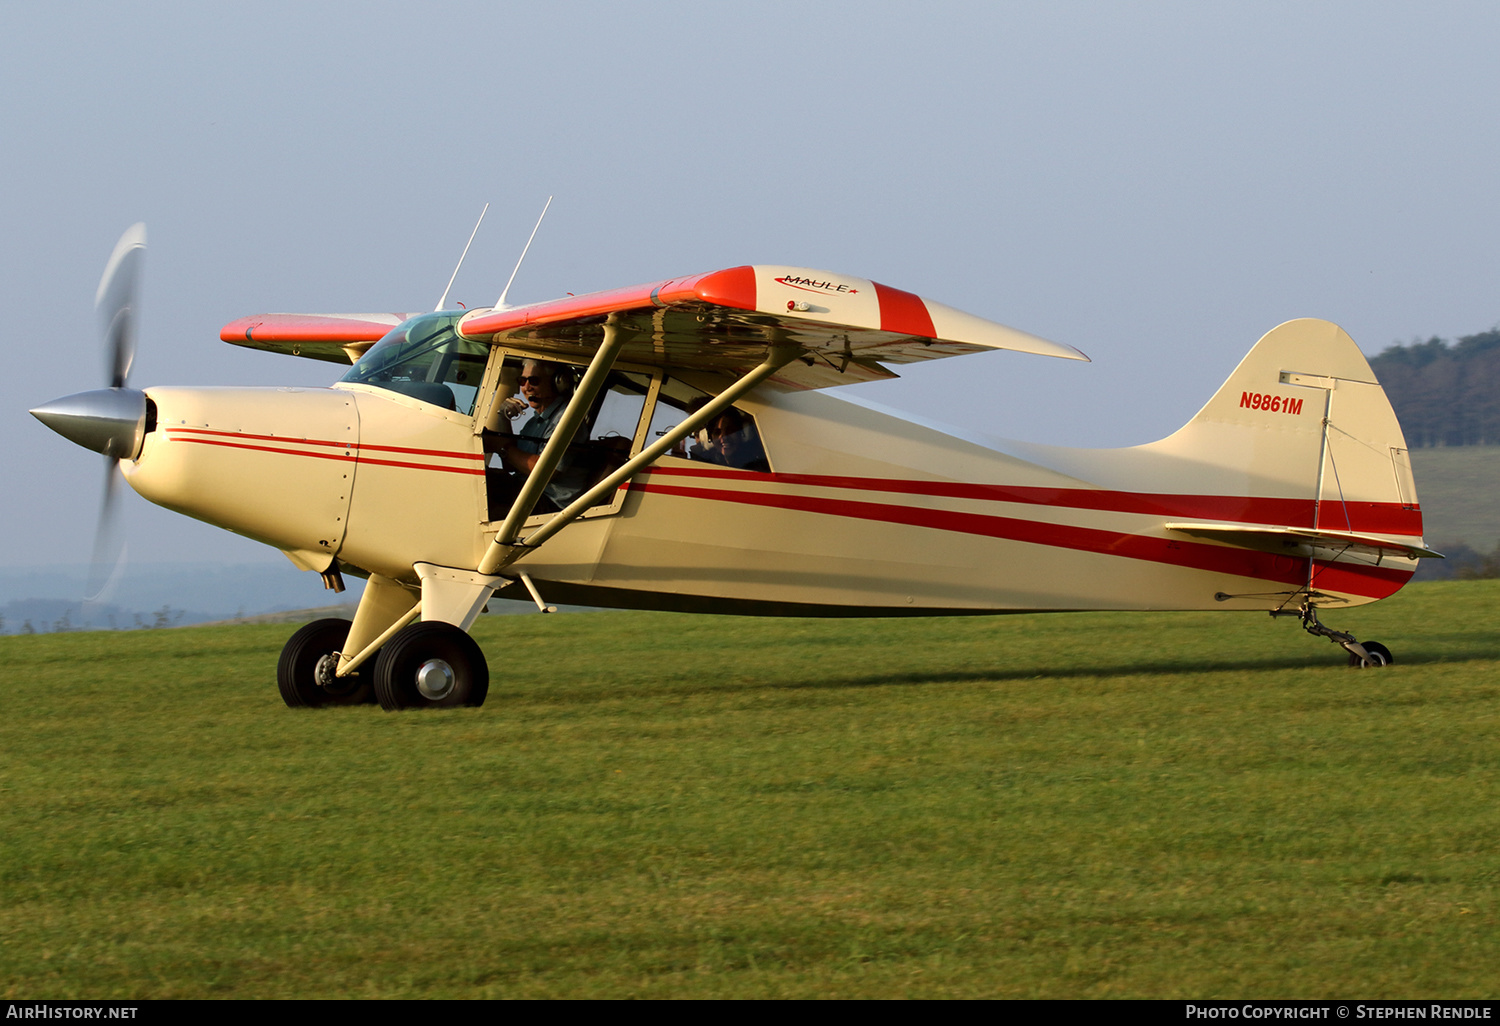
[{"xmin": 32, "ymin": 221, "xmax": 1439, "ymax": 710}]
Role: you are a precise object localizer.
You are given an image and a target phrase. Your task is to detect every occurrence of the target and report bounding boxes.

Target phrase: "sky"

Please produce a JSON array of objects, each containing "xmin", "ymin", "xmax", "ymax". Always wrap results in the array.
[{"xmin": 3, "ymin": 1, "xmax": 1498, "ymax": 575}]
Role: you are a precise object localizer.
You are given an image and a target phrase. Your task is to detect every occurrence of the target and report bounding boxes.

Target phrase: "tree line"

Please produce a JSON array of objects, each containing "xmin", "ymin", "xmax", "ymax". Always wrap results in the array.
[{"xmin": 1370, "ymin": 328, "xmax": 1500, "ymax": 447}]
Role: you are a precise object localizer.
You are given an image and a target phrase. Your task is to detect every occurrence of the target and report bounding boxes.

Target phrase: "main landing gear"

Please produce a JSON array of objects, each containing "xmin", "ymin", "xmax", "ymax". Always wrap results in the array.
[
  {"xmin": 372, "ymin": 621, "xmax": 489, "ymax": 710},
  {"xmin": 1292, "ymin": 603, "xmax": 1394, "ymax": 668},
  {"xmin": 277, "ymin": 618, "xmax": 376, "ymax": 707},
  {"xmin": 276, "ymin": 618, "xmax": 490, "ymax": 709}
]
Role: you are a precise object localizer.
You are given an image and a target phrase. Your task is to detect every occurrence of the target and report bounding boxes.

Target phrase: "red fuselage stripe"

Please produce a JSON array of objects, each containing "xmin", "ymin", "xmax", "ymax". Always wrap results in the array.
[
  {"xmin": 163, "ymin": 434, "xmax": 487, "ymax": 476},
  {"xmin": 643, "ymin": 466, "xmax": 1422, "ymax": 536},
  {"xmin": 165, "ymin": 427, "xmax": 485, "ymax": 462},
  {"xmin": 630, "ymin": 481, "xmax": 1411, "ymax": 599}
]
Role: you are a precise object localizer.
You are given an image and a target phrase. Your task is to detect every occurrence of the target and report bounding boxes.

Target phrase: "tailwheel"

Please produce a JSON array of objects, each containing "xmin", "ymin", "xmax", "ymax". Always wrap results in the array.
[
  {"xmin": 1348, "ymin": 641, "xmax": 1394, "ymax": 668},
  {"xmin": 373, "ymin": 621, "xmax": 489, "ymax": 711},
  {"xmin": 1295, "ymin": 602, "xmax": 1393, "ymax": 669},
  {"xmin": 277, "ymin": 618, "xmax": 375, "ymax": 708}
]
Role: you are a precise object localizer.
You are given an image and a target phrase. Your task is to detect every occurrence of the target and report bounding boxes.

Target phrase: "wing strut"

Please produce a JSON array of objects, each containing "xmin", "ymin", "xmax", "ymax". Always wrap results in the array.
[{"xmin": 477, "ymin": 343, "xmax": 800, "ymax": 576}]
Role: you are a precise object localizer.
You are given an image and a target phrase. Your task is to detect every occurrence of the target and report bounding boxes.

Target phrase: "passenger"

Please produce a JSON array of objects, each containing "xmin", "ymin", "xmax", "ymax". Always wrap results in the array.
[
  {"xmin": 710, "ymin": 408, "xmax": 769, "ymax": 472},
  {"xmin": 683, "ymin": 397, "xmax": 720, "ymax": 463}
]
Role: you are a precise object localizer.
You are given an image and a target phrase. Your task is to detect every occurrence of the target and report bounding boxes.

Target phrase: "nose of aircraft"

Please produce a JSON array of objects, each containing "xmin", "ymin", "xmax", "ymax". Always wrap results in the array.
[{"xmin": 30, "ymin": 387, "xmax": 150, "ymax": 460}]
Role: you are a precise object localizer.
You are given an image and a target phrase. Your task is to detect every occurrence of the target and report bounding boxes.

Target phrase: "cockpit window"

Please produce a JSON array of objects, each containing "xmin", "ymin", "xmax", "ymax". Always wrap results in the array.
[{"xmin": 342, "ymin": 312, "xmax": 489, "ymax": 414}]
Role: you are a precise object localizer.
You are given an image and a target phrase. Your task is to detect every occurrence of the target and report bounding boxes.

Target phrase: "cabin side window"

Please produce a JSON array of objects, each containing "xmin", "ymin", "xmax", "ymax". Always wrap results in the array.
[
  {"xmin": 483, "ymin": 359, "xmax": 772, "ymax": 522},
  {"xmin": 649, "ymin": 382, "xmax": 771, "ymax": 472},
  {"xmin": 484, "ymin": 358, "xmax": 654, "ymax": 519}
]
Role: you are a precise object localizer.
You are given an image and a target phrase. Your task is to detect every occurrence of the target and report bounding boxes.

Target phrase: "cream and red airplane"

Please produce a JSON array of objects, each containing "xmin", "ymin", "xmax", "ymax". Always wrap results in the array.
[{"xmin": 32, "ymin": 224, "xmax": 1438, "ymax": 710}]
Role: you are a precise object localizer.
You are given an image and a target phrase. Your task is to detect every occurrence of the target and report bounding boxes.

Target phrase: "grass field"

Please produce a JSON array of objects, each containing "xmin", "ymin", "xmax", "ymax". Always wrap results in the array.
[{"xmin": 2, "ymin": 580, "xmax": 1498, "ymax": 999}]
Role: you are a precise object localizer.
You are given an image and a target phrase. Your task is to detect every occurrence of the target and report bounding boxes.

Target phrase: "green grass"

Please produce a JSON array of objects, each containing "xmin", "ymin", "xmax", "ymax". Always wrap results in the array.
[
  {"xmin": 1409, "ymin": 445, "xmax": 1500, "ymax": 548},
  {"xmin": 2, "ymin": 581, "xmax": 1499, "ymax": 998}
]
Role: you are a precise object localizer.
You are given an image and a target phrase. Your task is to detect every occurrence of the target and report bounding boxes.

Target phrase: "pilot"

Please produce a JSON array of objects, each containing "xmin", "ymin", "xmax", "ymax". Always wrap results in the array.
[
  {"xmin": 494, "ymin": 360, "xmax": 568, "ymax": 471},
  {"xmin": 710, "ymin": 408, "xmax": 769, "ymax": 472},
  {"xmin": 492, "ymin": 359, "xmax": 586, "ymax": 507}
]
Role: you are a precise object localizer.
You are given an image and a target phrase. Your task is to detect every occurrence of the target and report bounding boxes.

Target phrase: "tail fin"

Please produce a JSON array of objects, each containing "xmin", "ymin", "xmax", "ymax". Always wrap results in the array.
[{"xmin": 1148, "ymin": 317, "xmax": 1429, "ymax": 558}]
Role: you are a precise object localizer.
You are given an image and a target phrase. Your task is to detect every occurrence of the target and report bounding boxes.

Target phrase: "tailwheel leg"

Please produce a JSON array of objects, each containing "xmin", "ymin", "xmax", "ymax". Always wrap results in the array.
[{"xmin": 1296, "ymin": 602, "xmax": 1393, "ymax": 668}]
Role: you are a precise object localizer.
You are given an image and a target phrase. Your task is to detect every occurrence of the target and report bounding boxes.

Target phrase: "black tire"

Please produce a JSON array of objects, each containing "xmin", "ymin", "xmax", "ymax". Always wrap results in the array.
[
  {"xmin": 276, "ymin": 618, "xmax": 374, "ymax": 708},
  {"xmin": 1348, "ymin": 640, "xmax": 1393, "ymax": 668},
  {"xmin": 373, "ymin": 621, "xmax": 489, "ymax": 711}
]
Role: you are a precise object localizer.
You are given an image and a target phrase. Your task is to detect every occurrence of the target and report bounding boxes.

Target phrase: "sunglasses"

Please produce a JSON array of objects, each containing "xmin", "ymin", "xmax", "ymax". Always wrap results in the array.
[{"xmin": 518, "ymin": 375, "xmax": 548, "ymax": 385}]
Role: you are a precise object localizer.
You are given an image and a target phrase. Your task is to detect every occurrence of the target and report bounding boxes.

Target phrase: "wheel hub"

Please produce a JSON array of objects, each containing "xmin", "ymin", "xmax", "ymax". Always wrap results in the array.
[
  {"xmin": 314, "ymin": 653, "xmax": 340, "ymax": 688},
  {"xmin": 415, "ymin": 658, "xmax": 456, "ymax": 700}
]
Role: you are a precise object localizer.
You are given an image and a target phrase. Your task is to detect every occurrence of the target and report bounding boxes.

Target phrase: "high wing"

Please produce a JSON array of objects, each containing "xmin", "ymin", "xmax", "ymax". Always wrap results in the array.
[
  {"xmin": 455, "ymin": 265, "xmax": 1089, "ymax": 390},
  {"xmin": 217, "ymin": 266, "xmax": 1087, "ymax": 389},
  {"xmin": 221, "ymin": 312, "xmax": 423, "ymax": 364}
]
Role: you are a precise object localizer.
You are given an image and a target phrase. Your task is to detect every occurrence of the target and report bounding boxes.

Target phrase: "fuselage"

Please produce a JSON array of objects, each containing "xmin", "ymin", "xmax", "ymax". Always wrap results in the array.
[{"xmin": 120, "ymin": 366, "xmax": 1420, "ymax": 617}]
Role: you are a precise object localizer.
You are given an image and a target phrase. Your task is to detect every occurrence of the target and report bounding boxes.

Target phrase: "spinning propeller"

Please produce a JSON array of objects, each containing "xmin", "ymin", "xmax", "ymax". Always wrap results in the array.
[{"xmin": 30, "ymin": 224, "xmax": 152, "ymax": 607}]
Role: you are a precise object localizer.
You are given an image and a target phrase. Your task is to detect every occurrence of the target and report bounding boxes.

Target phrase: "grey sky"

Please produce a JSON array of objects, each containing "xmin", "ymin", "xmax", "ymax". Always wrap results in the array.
[{"xmin": 4, "ymin": 2, "xmax": 1497, "ymax": 571}]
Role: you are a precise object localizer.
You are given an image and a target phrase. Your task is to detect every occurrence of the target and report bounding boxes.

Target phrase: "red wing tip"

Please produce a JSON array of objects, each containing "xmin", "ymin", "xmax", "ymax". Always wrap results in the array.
[
  {"xmin": 691, "ymin": 266, "xmax": 757, "ymax": 310},
  {"xmin": 218, "ymin": 313, "xmax": 405, "ymax": 345},
  {"xmin": 220, "ymin": 317, "xmax": 258, "ymax": 342}
]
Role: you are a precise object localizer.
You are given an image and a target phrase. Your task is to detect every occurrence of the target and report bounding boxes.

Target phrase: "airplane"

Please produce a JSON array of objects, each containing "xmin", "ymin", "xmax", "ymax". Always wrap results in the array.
[{"xmin": 31, "ymin": 223, "xmax": 1440, "ymax": 710}]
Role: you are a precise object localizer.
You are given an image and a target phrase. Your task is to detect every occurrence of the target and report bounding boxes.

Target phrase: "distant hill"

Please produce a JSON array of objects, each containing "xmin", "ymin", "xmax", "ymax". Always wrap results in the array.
[
  {"xmin": 0, "ymin": 561, "xmax": 588, "ymax": 635},
  {"xmin": 1370, "ymin": 330, "xmax": 1500, "ymax": 447}
]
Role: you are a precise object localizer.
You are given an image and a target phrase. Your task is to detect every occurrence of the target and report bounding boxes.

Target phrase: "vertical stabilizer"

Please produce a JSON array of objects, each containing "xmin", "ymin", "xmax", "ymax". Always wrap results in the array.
[{"xmin": 1148, "ymin": 318, "xmax": 1420, "ymax": 538}]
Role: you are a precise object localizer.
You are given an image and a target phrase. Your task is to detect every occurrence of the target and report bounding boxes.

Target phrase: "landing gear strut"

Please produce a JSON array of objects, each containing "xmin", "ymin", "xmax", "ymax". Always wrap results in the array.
[{"xmin": 1292, "ymin": 603, "xmax": 1393, "ymax": 668}]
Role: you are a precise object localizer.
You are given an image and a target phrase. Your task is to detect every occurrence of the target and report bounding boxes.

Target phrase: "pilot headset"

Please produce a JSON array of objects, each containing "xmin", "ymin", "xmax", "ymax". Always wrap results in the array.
[{"xmin": 523, "ymin": 360, "xmax": 575, "ymax": 397}]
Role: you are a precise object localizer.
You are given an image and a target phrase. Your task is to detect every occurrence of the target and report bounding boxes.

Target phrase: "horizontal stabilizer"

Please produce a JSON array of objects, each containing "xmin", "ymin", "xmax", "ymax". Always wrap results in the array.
[{"xmin": 1165, "ymin": 522, "xmax": 1442, "ymax": 561}]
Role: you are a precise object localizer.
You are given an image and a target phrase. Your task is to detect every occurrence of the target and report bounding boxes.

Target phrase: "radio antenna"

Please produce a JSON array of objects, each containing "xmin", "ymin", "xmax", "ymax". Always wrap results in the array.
[
  {"xmin": 495, "ymin": 195, "xmax": 553, "ymax": 311},
  {"xmin": 435, "ymin": 203, "xmax": 490, "ymax": 311}
]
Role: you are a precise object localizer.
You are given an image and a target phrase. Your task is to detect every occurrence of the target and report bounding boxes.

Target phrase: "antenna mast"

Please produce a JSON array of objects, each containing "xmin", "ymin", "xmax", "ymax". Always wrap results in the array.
[
  {"xmin": 495, "ymin": 195, "xmax": 553, "ymax": 310},
  {"xmin": 435, "ymin": 203, "xmax": 490, "ymax": 311}
]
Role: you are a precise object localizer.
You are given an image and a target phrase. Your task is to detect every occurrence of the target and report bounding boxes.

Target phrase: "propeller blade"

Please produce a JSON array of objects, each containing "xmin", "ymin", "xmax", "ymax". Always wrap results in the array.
[
  {"xmin": 80, "ymin": 223, "xmax": 146, "ymax": 622},
  {"xmin": 96, "ymin": 223, "xmax": 146, "ymax": 389},
  {"xmin": 84, "ymin": 457, "xmax": 128, "ymax": 614}
]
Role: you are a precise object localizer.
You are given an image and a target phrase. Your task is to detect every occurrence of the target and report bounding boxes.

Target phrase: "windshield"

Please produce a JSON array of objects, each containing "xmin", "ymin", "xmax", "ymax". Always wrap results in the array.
[{"xmin": 341, "ymin": 312, "xmax": 489, "ymax": 414}]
